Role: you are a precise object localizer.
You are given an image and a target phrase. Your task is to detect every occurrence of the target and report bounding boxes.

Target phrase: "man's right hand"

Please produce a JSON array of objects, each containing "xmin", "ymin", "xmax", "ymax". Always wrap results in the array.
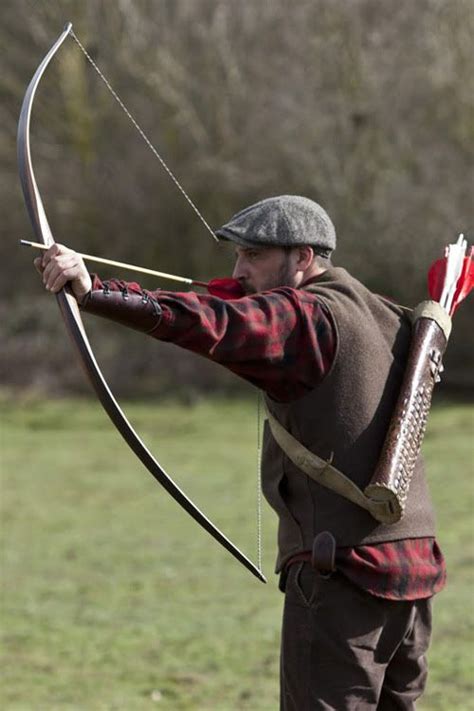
[{"xmin": 34, "ymin": 243, "xmax": 92, "ymax": 304}]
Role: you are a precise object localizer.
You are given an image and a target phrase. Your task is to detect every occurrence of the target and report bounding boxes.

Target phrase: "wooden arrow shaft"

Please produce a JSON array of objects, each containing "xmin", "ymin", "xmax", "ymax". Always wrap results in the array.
[{"xmin": 20, "ymin": 239, "xmax": 207, "ymax": 287}]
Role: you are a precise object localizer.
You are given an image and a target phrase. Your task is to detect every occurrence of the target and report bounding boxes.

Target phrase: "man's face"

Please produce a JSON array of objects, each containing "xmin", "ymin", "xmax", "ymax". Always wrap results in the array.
[{"xmin": 232, "ymin": 246, "xmax": 297, "ymax": 295}]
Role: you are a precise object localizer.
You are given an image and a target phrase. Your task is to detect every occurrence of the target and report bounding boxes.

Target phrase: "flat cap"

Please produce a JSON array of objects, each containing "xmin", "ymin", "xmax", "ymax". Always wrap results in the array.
[{"xmin": 215, "ymin": 195, "xmax": 336, "ymax": 254}]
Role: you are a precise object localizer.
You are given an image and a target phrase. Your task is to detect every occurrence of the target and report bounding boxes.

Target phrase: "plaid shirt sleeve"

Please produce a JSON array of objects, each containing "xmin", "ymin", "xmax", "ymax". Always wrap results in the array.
[{"xmin": 90, "ymin": 275, "xmax": 336, "ymax": 402}]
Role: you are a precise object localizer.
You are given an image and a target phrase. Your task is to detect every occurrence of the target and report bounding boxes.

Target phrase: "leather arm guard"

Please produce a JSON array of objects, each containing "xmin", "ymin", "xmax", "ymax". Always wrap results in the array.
[
  {"xmin": 80, "ymin": 282, "xmax": 163, "ymax": 334},
  {"xmin": 364, "ymin": 301, "xmax": 452, "ymax": 524}
]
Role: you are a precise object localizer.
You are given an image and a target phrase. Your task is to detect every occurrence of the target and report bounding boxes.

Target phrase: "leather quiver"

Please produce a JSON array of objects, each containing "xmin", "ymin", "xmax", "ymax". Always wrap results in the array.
[{"xmin": 365, "ymin": 301, "xmax": 451, "ymax": 523}]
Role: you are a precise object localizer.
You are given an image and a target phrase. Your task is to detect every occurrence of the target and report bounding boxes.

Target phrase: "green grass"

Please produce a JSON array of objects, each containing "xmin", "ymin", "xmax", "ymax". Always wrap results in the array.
[{"xmin": 1, "ymin": 397, "xmax": 473, "ymax": 710}]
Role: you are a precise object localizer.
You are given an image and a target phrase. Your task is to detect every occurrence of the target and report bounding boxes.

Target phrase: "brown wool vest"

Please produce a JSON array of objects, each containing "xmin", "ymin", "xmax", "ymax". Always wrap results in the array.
[{"xmin": 261, "ymin": 267, "xmax": 436, "ymax": 573}]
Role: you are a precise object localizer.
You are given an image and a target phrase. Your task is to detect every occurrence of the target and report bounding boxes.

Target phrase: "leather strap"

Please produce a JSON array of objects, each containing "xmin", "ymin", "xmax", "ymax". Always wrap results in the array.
[
  {"xmin": 264, "ymin": 403, "xmax": 395, "ymax": 523},
  {"xmin": 311, "ymin": 531, "xmax": 336, "ymax": 574}
]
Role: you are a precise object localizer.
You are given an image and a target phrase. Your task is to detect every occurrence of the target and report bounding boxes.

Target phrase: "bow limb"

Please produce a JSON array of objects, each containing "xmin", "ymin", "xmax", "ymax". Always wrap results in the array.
[{"xmin": 17, "ymin": 23, "xmax": 265, "ymax": 583}]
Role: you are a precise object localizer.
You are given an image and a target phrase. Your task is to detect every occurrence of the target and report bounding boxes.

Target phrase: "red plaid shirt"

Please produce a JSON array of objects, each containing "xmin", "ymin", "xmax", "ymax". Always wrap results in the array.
[{"xmin": 91, "ymin": 275, "xmax": 446, "ymax": 599}]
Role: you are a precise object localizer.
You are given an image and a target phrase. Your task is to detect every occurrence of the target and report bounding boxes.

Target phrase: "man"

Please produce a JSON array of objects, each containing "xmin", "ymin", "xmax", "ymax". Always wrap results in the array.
[{"xmin": 35, "ymin": 195, "xmax": 445, "ymax": 709}]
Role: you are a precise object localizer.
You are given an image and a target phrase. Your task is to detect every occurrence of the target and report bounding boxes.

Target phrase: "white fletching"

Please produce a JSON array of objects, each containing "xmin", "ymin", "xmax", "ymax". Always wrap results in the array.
[{"xmin": 439, "ymin": 234, "xmax": 467, "ymax": 313}]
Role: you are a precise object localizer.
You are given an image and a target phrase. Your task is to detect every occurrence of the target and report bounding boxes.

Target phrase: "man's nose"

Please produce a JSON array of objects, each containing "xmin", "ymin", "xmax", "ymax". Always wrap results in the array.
[{"xmin": 232, "ymin": 257, "xmax": 247, "ymax": 280}]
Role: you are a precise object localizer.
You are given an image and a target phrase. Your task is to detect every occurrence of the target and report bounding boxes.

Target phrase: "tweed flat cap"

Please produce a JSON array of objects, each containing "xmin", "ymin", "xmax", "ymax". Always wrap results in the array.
[{"xmin": 215, "ymin": 195, "xmax": 336, "ymax": 253}]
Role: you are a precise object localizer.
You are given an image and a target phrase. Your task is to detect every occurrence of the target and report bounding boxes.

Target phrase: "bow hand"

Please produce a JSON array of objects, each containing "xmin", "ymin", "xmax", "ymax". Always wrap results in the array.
[{"xmin": 34, "ymin": 243, "xmax": 92, "ymax": 303}]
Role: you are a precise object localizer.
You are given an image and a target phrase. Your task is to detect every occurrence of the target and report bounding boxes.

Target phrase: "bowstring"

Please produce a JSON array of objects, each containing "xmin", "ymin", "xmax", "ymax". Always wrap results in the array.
[
  {"xmin": 69, "ymin": 27, "xmax": 264, "ymax": 574},
  {"xmin": 256, "ymin": 391, "xmax": 263, "ymax": 573},
  {"xmin": 68, "ymin": 28, "xmax": 218, "ymax": 242}
]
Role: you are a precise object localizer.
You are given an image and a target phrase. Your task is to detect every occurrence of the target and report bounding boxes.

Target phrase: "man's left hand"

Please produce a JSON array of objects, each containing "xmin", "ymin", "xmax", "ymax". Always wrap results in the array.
[{"xmin": 34, "ymin": 243, "xmax": 92, "ymax": 304}]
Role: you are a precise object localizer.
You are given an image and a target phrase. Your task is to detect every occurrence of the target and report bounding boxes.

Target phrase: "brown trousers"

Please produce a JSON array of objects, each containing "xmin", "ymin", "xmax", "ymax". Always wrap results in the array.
[{"xmin": 280, "ymin": 563, "xmax": 432, "ymax": 710}]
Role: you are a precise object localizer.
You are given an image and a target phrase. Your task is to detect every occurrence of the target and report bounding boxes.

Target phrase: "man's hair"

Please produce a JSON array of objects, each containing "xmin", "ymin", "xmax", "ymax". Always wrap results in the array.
[
  {"xmin": 314, "ymin": 253, "xmax": 333, "ymax": 268},
  {"xmin": 282, "ymin": 245, "xmax": 332, "ymax": 268}
]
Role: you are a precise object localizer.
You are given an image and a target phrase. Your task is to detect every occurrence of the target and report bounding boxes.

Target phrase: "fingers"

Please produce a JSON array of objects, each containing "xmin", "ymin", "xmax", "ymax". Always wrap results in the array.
[
  {"xmin": 39, "ymin": 243, "xmax": 69, "ymax": 271},
  {"xmin": 45, "ymin": 262, "xmax": 79, "ymax": 292},
  {"xmin": 33, "ymin": 243, "xmax": 67, "ymax": 280},
  {"xmin": 38, "ymin": 244, "xmax": 79, "ymax": 292},
  {"xmin": 35, "ymin": 243, "xmax": 92, "ymax": 300},
  {"xmin": 34, "ymin": 257, "xmax": 44, "ymax": 274},
  {"xmin": 42, "ymin": 252, "xmax": 81, "ymax": 291}
]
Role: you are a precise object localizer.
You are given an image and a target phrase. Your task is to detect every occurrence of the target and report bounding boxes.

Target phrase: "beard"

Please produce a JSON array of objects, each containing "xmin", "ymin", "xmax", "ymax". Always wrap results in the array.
[
  {"xmin": 242, "ymin": 257, "xmax": 297, "ymax": 294},
  {"xmin": 275, "ymin": 259, "xmax": 298, "ymax": 289},
  {"xmin": 240, "ymin": 259, "xmax": 296, "ymax": 296}
]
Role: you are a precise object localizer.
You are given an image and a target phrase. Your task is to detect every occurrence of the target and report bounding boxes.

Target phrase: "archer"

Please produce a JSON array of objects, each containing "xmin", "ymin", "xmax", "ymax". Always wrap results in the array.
[{"xmin": 35, "ymin": 194, "xmax": 460, "ymax": 710}]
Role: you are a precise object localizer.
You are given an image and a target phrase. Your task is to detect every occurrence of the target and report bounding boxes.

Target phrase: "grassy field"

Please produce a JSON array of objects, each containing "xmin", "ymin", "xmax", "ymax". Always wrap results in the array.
[{"xmin": 1, "ymin": 396, "xmax": 473, "ymax": 710}]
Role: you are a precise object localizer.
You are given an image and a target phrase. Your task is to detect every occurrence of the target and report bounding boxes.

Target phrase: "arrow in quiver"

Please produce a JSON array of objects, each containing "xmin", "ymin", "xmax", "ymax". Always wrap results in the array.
[{"xmin": 365, "ymin": 235, "xmax": 473, "ymax": 524}]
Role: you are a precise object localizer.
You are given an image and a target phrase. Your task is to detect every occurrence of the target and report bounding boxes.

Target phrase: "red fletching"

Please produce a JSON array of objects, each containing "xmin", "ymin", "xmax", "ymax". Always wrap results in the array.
[
  {"xmin": 206, "ymin": 277, "xmax": 245, "ymax": 300},
  {"xmin": 428, "ymin": 246, "xmax": 473, "ymax": 315},
  {"xmin": 427, "ymin": 258, "xmax": 446, "ymax": 301},
  {"xmin": 191, "ymin": 277, "xmax": 245, "ymax": 299},
  {"xmin": 450, "ymin": 247, "xmax": 474, "ymax": 315}
]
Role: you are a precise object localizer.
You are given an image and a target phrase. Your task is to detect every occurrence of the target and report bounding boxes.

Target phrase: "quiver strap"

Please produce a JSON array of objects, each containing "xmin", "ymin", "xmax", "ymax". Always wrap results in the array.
[
  {"xmin": 364, "ymin": 300, "xmax": 452, "ymax": 523},
  {"xmin": 264, "ymin": 403, "xmax": 394, "ymax": 522}
]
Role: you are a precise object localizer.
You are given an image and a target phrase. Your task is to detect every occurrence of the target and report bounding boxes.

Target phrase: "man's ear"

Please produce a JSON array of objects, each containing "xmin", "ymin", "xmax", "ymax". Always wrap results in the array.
[{"xmin": 296, "ymin": 245, "xmax": 315, "ymax": 271}]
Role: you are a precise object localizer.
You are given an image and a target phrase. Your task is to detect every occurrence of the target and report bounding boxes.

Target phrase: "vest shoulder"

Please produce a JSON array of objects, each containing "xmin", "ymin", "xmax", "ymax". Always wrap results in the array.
[{"xmin": 303, "ymin": 268, "xmax": 410, "ymax": 322}]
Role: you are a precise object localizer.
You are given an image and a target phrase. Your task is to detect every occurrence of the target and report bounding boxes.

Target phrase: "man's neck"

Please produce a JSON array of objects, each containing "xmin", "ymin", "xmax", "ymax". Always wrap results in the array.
[{"xmin": 297, "ymin": 263, "xmax": 330, "ymax": 287}]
